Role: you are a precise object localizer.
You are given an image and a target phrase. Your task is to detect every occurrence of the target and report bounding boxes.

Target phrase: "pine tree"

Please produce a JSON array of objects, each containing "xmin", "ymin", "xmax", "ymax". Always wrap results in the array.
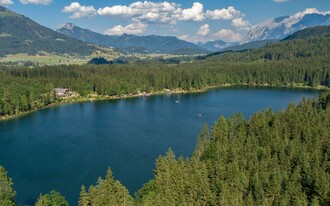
[
  {"xmin": 193, "ymin": 124, "xmax": 210, "ymax": 159},
  {"xmin": 0, "ymin": 166, "xmax": 16, "ymax": 206},
  {"xmin": 78, "ymin": 185, "xmax": 90, "ymax": 206},
  {"xmin": 85, "ymin": 167, "xmax": 134, "ymax": 206},
  {"xmin": 35, "ymin": 190, "xmax": 69, "ymax": 206}
]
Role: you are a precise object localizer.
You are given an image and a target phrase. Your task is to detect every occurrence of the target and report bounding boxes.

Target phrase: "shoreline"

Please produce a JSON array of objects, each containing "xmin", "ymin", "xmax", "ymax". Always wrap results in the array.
[{"xmin": 0, "ymin": 84, "xmax": 328, "ymax": 121}]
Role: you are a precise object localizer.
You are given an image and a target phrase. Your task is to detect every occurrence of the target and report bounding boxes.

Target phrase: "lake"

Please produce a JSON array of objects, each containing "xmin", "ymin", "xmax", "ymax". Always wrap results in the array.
[{"xmin": 0, "ymin": 87, "xmax": 320, "ymax": 205}]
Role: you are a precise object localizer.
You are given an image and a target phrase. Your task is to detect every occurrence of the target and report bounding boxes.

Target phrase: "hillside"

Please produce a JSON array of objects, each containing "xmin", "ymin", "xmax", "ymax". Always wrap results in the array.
[
  {"xmin": 219, "ymin": 40, "xmax": 278, "ymax": 53},
  {"xmin": 283, "ymin": 25, "xmax": 330, "ymax": 40},
  {"xmin": 57, "ymin": 23, "xmax": 119, "ymax": 48},
  {"xmin": 57, "ymin": 23, "xmax": 209, "ymax": 55},
  {"xmin": 205, "ymin": 26, "xmax": 330, "ymax": 62},
  {"xmin": 0, "ymin": 6, "xmax": 109, "ymax": 57}
]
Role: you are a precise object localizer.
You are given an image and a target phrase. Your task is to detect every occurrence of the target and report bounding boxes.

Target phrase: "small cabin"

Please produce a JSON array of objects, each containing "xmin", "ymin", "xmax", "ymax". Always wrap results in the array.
[{"xmin": 54, "ymin": 88, "xmax": 72, "ymax": 97}]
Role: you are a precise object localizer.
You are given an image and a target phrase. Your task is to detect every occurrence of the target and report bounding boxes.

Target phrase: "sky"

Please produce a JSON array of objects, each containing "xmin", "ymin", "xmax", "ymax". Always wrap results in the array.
[{"xmin": 1, "ymin": 0, "xmax": 330, "ymax": 43}]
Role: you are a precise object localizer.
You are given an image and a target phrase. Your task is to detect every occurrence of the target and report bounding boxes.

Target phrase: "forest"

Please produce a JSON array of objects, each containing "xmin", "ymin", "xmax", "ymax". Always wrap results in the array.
[
  {"xmin": 1, "ymin": 26, "xmax": 330, "ymax": 118},
  {"xmin": 0, "ymin": 26, "xmax": 330, "ymax": 205},
  {"xmin": 0, "ymin": 55, "xmax": 330, "ymax": 118},
  {"xmin": 1, "ymin": 91, "xmax": 329, "ymax": 205}
]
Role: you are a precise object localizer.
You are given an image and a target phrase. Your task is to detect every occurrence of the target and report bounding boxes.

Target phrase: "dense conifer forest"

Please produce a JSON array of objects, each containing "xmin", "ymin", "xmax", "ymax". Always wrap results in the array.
[
  {"xmin": 1, "ymin": 56, "xmax": 330, "ymax": 118},
  {"xmin": 1, "ymin": 26, "xmax": 330, "ymax": 118},
  {"xmin": 0, "ymin": 26, "xmax": 330, "ymax": 205},
  {"xmin": 1, "ymin": 91, "xmax": 329, "ymax": 205}
]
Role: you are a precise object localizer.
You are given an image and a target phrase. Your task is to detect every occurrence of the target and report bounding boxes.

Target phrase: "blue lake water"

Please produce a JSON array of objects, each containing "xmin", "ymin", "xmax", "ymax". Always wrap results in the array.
[{"xmin": 0, "ymin": 87, "xmax": 319, "ymax": 205}]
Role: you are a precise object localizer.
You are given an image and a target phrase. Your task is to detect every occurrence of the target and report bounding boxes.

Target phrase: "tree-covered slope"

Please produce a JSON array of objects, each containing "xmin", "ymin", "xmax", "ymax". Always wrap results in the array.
[
  {"xmin": 283, "ymin": 25, "xmax": 330, "ymax": 40},
  {"xmin": 134, "ymin": 92, "xmax": 330, "ymax": 205},
  {"xmin": 0, "ymin": 6, "xmax": 104, "ymax": 56},
  {"xmin": 205, "ymin": 26, "xmax": 330, "ymax": 62},
  {"xmin": 219, "ymin": 40, "xmax": 279, "ymax": 52}
]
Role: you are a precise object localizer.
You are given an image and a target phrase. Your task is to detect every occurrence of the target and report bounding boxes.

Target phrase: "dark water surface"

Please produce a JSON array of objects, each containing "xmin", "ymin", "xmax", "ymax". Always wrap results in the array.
[{"xmin": 0, "ymin": 87, "xmax": 319, "ymax": 205}]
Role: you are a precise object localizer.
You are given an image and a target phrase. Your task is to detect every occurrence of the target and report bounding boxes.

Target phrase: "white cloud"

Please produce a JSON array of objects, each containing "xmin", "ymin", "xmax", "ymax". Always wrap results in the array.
[
  {"xmin": 292, "ymin": 8, "xmax": 327, "ymax": 19},
  {"xmin": 273, "ymin": 0, "xmax": 291, "ymax": 2},
  {"xmin": 197, "ymin": 24, "xmax": 209, "ymax": 36},
  {"xmin": 0, "ymin": 0, "xmax": 13, "ymax": 6},
  {"xmin": 206, "ymin": 6, "xmax": 241, "ymax": 20},
  {"xmin": 63, "ymin": 2, "xmax": 96, "ymax": 19},
  {"xmin": 232, "ymin": 18, "xmax": 250, "ymax": 28},
  {"xmin": 212, "ymin": 29, "xmax": 242, "ymax": 42},
  {"xmin": 178, "ymin": 2, "xmax": 205, "ymax": 21},
  {"xmin": 97, "ymin": 5, "xmax": 137, "ymax": 17},
  {"xmin": 179, "ymin": 34, "xmax": 190, "ymax": 41},
  {"xmin": 98, "ymin": 1, "xmax": 205, "ymax": 24},
  {"xmin": 20, "ymin": 0, "xmax": 52, "ymax": 5},
  {"xmin": 98, "ymin": 1, "xmax": 181, "ymax": 24},
  {"xmin": 280, "ymin": 8, "xmax": 330, "ymax": 27},
  {"xmin": 98, "ymin": 2, "xmax": 247, "ymax": 24},
  {"xmin": 104, "ymin": 23, "xmax": 147, "ymax": 35}
]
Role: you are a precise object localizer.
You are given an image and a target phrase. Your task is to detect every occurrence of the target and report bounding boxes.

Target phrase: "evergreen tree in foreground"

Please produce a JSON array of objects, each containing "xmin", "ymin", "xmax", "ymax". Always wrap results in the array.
[
  {"xmin": 135, "ymin": 92, "xmax": 330, "ymax": 205},
  {"xmin": 35, "ymin": 190, "xmax": 69, "ymax": 206},
  {"xmin": 79, "ymin": 168, "xmax": 134, "ymax": 206},
  {"xmin": 0, "ymin": 166, "xmax": 16, "ymax": 206}
]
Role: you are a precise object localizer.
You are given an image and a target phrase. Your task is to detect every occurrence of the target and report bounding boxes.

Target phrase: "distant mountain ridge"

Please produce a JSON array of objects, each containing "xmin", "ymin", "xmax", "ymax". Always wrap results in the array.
[
  {"xmin": 58, "ymin": 23, "xmax": 119, "ymax": 47},
  {"xmin": 57, "ymin": 23, "xmax": 209, "ymax": 55},
  {"xmin": 0, "ymin": 6, "xmax": 107, "ymax": 57},
  {"xmin": 197, "ymin": 40, "xmax": 235, "ymax": 52},
  {"xmin": 242, "ymin": 12, "xmax": 330, "ymax": 43}
]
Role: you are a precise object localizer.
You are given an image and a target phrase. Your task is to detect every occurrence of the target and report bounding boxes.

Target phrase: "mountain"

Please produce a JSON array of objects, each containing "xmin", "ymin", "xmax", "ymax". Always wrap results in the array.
[
  {"xmin": 57, "ymin": 23, "xmax": 209, "ymax": 55},
  {"xmin": 242, "ymin": 12, "xmax": 330, "ymax": 43},
  {"xmin": 0, "ymin": 6, "xmax": 109, "ymax": 57},
  {"xmin": 112, "ymin": 34, "xmax": 209, "ymax": 54},
  {"xmin": 197, "ymin": 40, "xmax": 235, "ymax": 52},
  {"xmin": 57, "ymin": 23, "xmax": 119, "ymax": 47}
]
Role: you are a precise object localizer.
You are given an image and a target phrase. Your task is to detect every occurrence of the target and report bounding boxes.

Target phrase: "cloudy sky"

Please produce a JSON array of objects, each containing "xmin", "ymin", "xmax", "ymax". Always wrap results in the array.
[{"xmin": 1, "ymin": 0, "xmax": 330, "ymax": 42}]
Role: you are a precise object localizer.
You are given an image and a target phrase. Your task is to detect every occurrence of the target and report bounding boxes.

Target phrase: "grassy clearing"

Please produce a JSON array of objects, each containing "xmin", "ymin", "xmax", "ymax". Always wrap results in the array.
[
  {"xmin": 0, "ymin": 50, "xmax": 197, "ymax": 66},
  {"xmin": 1, "ymin": 53, "xmax": 88, "ymax": 65}
]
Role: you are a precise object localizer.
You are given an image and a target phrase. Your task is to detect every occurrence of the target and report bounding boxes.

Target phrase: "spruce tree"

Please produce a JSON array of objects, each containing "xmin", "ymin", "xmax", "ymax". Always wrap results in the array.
[
  {"xmin": 35, "ymin": 190, "xmax": 68, "ymax": 206},
  {"xmin": 78, "ymin": 185, "xmax": 89, "ymax": 206},
  {"xmin": 0, "ymin": 166, "xmax": 16, "ymax": 206}
]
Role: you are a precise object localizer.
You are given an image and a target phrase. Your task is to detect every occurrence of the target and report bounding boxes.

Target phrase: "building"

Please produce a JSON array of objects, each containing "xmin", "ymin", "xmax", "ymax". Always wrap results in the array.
[{"xmin": 54, "ymin": 88, "xmax": 72, "ymax": 97}]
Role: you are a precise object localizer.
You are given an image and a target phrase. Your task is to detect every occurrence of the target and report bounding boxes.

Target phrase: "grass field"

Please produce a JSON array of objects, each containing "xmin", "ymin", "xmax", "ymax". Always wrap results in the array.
[
  {"xmin": 1, "ymin": 54, "xmax": 88, "ymax": 65},
  {"xmin": 1, "ymin": 53, "xmax": 88, "ymax": 65},
  {"xmin": 0, "ymin": 50, "xmax": 195, "ymax": 66}
]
